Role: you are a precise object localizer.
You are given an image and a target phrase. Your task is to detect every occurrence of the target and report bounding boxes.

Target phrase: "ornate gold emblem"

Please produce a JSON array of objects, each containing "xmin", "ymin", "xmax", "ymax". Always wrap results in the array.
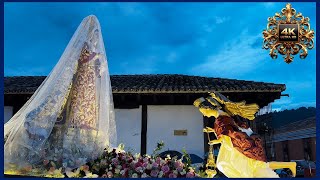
[{"xmin": 262, "ymin": 3, "xmax": 314, "ymax": 63}]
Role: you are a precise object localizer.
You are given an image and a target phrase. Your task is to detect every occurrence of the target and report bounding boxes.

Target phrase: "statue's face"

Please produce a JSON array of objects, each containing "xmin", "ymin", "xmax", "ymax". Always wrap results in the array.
[
  {"xmin": 199, "ymin": 107, "xmax": 219, "ymax": 118},
  {"xmin": 88, "ymin": 29, "xmax": 99, "ymax": 51}
]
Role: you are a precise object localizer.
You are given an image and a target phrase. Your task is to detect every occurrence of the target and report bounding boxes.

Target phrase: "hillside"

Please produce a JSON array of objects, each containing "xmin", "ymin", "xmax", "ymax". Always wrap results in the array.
[{"xmin": 256, "ymin": 107, "xmax": 316, "ymax": 129}]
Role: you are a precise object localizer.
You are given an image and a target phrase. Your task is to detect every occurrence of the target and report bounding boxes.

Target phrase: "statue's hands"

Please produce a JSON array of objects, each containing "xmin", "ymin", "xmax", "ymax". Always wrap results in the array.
[
  {"xmin": 203, "ymin": 127, "xmax": 215, "ymax": 133},
  {"xmin": 208, "ymin": 92, "xmax": 217, "ymax": 100},
  {"xmin": 208, "ymin": 138, "xmax": 223, "ymax": 145},
  {"xmin": 92, "ymin": 53, "xmax": 106, "ymax": 77},
  {"xmin": 92, "ymin": 53, "xmax": 101, "ymax": 61}
]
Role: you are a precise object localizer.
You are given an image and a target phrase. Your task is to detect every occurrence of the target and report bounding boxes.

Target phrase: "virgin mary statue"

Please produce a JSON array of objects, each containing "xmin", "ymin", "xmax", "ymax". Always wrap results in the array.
[{"xmin": 4, "ymin": 15, "xmax": 117, "ymax": 175}]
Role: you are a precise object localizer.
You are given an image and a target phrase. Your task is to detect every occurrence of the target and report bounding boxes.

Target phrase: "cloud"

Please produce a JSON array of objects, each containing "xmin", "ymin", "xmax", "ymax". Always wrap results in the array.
[
  {"xmin": 262, "ymin": 2, "xmax": 275, "ymax": 8},
  {"xmin": 4, "ymin": 2, "xmax": 316, "ymax": 111},
  {"xmin": 115, "ymin": 3, "xmax": 146, "ymax": 16},
  {"xmin": 5, "ymin": 66, "xmax": 50, "ymax": 76},
  {"xmin": 166, "ymin": 52, "xmax": 178, "ymax": 63},
  {"xmin": 190, "ymin": 30, "xmax": 267, "ymax": 78},
  {"xmin": 114, "ymin": 55, "xmax": 158, "ymax": 74},
  {"xmin": 272, "ymin": 98, "xmax": 292, "ymax": 106},
  {"xmin": 275, "ymin": 101, "xmax": 316, "ymax": 111},
  {"xmin": 214, "ymin": 16, "xmax": 230, "ymax": 24}
]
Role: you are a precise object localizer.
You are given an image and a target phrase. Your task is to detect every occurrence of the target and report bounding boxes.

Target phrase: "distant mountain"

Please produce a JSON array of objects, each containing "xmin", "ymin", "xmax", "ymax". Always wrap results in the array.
[{"xmin": 256, "ymin": 107, "xmax": 316, "ymax": 129}]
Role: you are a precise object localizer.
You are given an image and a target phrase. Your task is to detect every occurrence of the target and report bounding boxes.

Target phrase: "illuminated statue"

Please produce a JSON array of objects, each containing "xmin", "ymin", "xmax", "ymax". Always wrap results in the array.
[
  {"xmin": 4, "ymin": 15, "xmax": 116, "ymax": 176},
  {"xmin": 194, "ymin": 92, "xmax": 296, "ymax": 178}
]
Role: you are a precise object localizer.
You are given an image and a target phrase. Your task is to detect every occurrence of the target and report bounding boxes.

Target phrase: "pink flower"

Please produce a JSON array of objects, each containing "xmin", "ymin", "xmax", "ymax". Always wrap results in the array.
[
  {"xmin": 161, "ymin": 165, "xmax": 170, "ymax": 173},
  {"xmin": 152, "ymin": 162, "xmax": 159, "ymax": 168},
  {"xmin": 134, "ymin": 161, "xmax": 143, "ymax": 168},
  {"xmin": 82, "ymin": 165, "xmax": 90, "ymax": 172},
  {"xmin": 186, "ymin": 172, "xmax": 195, "ymax": 178},
  {"xmin": 143, "ymin": 157, "xmax": 149, "ymax": 163},
  {"xmin": 174, "ymin": 161, "xmax": 184, "ymax": 169},
  {"xmin": 150, "ymin": 170, "xmax": 159, "ymax": 177},
  {"xmin": 48, "ymin": 167, "xmax": 55, "ymax": 173},
  {"xmin": 177, "ymin": 167, "xmax": 183, "ymax": 172},
  {"xmin": 169, "ymin": 173, "xmax": 177, "ymax": 178},
  {"xmin": 156, "ymin": 157, "xmax": 161, "ymax": 164},
  {"xmin": 107, "ymin": 171, "xmax": 113, "ymax": 178},
  {"xmin": 112, "ymin": 158, "xmax": 118, "ymax": 165},
  {"xmin": 43, "ymin": 159, "xmax": 49, "ymax": 166},
  {"xmin": 142, "ymin": 162, "xmax": 148, "ymax": 168}
]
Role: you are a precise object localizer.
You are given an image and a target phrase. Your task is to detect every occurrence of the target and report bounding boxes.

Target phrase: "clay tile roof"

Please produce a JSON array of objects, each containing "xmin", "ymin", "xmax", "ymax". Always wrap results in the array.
[
  {"xmin": 4, "ymin": 74, "xmax": 286, "ymax": 94},
  {"xmin": 274, "ymin": 116, "xmax": 316, "ymax": 134}
]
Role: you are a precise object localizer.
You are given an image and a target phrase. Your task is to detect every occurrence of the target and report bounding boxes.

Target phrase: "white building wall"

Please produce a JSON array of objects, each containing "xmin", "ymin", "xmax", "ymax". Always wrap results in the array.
[
  {"xmin": 115, "ymin": 107, "xmax": 141, "ymax": 154},
  {"xmin": 147, "ymin": 105, "xmax": 204, "ymax": 158},
  {"xmin": 4, "ymin": 106, "xmax": 13, "ymax": 123}
]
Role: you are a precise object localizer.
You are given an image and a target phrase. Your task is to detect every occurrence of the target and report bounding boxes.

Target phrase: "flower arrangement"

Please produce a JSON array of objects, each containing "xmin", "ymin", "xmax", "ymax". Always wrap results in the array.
[
  {"xmin": 64, "ymin": 142, "xmax": 200, "ymax": 178},
  {"xmin": 5, "ymin": 142, "xmax": 207, "ymax": 178}
]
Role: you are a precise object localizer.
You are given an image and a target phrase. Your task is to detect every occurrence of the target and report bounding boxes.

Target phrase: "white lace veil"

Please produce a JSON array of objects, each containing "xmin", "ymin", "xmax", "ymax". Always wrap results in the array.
[{"xmin": 4, "ymin": 15, "xmax": 117, "ymax": 174}]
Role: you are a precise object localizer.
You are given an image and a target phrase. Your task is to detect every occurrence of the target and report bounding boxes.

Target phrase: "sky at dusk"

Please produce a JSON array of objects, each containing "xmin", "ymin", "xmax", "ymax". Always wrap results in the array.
[{"xmin": 4, "ymin": 2, "xmax": 316, "ymax": 111}]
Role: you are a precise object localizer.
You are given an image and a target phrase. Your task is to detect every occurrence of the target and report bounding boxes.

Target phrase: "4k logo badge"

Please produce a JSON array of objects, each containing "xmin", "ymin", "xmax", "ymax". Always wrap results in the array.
[
  {"xmin": 278, "ymin": 24, "xmax": 298, "ymax": 42},
  {"xmin": 262, "ymin": 3, "xmax": 314, "ymax": 63}
]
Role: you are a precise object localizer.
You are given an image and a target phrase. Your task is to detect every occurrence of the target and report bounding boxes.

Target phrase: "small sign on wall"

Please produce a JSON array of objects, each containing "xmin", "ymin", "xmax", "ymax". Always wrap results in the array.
[{"xmin": 174, "ymin": 130, "xmax": 188, "ymax": 136}]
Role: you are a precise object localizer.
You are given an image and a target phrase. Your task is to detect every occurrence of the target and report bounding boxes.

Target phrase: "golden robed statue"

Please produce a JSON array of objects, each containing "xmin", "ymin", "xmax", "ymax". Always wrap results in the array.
[{"xmin": 194, "ymin": 92, "xmax": 296, "ymax": 178}]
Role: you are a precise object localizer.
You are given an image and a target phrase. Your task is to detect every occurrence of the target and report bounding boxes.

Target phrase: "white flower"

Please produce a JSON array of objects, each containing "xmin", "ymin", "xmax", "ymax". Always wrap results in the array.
[
  {"xmin": 65, "ymin": 168, "xmax": 80, "ymax": 178},
  {"xmin": 135, "ymin": 166, "xmax": 143, "ymax": 173},
  {"xmin": 146, "ymin": 163, "xmax": 153, "ymax": 170},
  {"xmin": 132, "ymin": 173, "xmax": 138, "ymax": 178},
  {"xmin": 134, "ymin": 153, "xmax": 141, "ymax": 159},
  {"xmin": 173, "ymin": 170, "xmax": 178, "ymax": 175},
  {"xmin": 143, "ymin": 157, "xmax": 149, "ymax": 163},
  {"xmin": 116, "ymin": 149, "xmax": 125, "ymax": 153},
  {"xmin": 115, "ymin": 168, "xmax": 120, "ymax": 174},
  {"xmin": 84, "ymin": 172, "xmax": 98, "ymax": 178},
  {"xmin": 120, "ymin": 170, "xmax": 125, "ymax": 175},
  {"xmin": 158, "ymin": 171, "xmax": 164, "ymax": 178},
  {"xmin": 160, "ymin": 159, "xmax": 166, "ymax": 165},
  {"xmin": 180, "ymin": 169, "xmax": 186, "ymax": 175},
  {"xmin": 141, "ymin": 173, "xmax": 148, "ymax": 178},
  {"xmin": 133, "ymin": 159, "xmax": 138, "ymax": 164}
]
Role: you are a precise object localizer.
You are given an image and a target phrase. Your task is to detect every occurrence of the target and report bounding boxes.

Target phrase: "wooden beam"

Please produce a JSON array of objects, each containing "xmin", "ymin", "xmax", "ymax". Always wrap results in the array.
[
  {"xmin": 137, "ymin": 94, "xmax": 141, "ymax": 104},
  {"xmin": 120, "ymin": 95, "xmax": 125, "ymax": 103},
  {"xmin": 153, "ymin": 95, "xmax": 157, "ymax": 104},
  {"xmin": 169, "ymin": 95, "xmax": 174, "ymax": 104},
  {"xmin": 141, "ymin": 105, "xmax": 148, "ymax": 155},
  {"xmin": 186, "ymin": 94, "xmax": 190, "ymax": 104}
]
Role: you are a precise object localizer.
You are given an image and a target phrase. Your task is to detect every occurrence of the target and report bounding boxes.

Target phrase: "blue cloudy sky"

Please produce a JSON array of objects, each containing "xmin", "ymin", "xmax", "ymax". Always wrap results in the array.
[{"xmin": 4, "ymin": 2, "xmax": 316, "ymax": 111}]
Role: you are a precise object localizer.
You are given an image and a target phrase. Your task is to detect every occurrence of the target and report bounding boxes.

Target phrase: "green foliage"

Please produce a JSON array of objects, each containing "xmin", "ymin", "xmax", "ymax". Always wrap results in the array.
[
  {"xmin": 181, "ymin": 148, "xmax": 192, "ymax": 168},
  {"xmin": 196, "ymin": 170, "xmax": 207, "ymax": 178},
  {"xmin": 152, "ymin": 140, "xmax": 165, "ymax": 158},
  {"xmin": 117, "ymin": 143, "xmax": 125, "ymax": 151}
]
